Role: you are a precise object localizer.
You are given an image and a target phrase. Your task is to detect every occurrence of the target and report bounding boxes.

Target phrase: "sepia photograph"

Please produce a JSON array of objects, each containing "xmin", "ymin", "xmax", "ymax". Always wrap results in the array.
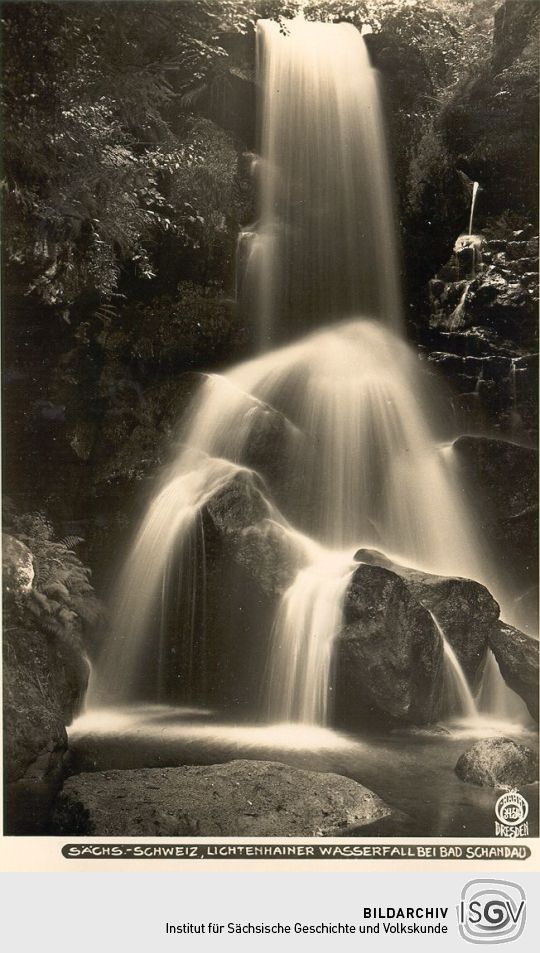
[{"xmin": 1, "ymin": 0, "xmax": 538, "ymax": 848}]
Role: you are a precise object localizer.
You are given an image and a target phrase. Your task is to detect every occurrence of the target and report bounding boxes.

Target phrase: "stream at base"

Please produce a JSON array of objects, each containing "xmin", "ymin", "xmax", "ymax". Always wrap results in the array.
[{"xmin": 69, "ymin": 705, "xmax": 538, "ymax": 838}]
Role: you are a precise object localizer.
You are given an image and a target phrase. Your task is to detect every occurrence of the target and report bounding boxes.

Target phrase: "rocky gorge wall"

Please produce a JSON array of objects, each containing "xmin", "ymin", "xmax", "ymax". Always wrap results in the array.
[{"xmin": 2, "ymin": 525, "xmax": 95, "ymax": 833}]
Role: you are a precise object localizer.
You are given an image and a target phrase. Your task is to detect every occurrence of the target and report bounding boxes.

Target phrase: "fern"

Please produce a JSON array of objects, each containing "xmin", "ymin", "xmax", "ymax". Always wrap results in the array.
[
  {"xmin": 3, "ymin": 502, "xmax": 102, "ymax": 644},
  {"xmin": 59, "ymin": 535, "xmax": 84, "ymax": 552}
]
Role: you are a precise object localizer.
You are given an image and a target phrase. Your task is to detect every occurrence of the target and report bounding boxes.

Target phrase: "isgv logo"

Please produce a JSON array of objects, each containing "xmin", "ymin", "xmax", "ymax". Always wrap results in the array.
[{"xmin": 458, "ymin": 880, "xmax": 526, "ymax": 944}]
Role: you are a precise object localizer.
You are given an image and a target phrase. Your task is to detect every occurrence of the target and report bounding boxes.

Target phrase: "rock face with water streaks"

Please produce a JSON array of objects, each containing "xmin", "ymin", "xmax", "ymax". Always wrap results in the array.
[
  {"xmin": 489, "ymin": 625, "xmax": 539, "ymax": 721},
  {"xmin": 334, "ymin": 564, "xmax": 443, "ymax": 727},
  {"xmin": 425, "ymin": 227, "xmax": 538, "ymax": 440},
  {"xmin": 353, "ymin": 549, "xmax": 499, "ymax": 686},
  {"xmin": 51, "ymin": 760, "xmax": 391, "ymax": 836},
  {"xmin": 455, "ymin": 738, "xmax": 538, "ymax": 788},
  {"xmin": 429, "ymin": 234, "xmax": 538, "ymax": 347}
]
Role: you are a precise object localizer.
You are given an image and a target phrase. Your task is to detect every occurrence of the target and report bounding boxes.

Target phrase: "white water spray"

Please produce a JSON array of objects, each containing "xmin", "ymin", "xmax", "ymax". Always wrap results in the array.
[
  {"xmin": 266, "ymin": 547, "xmax": 355, "ymax": 724},
  {"xmin": 242, "ymin": 17, "xmax": 402, "ymax": 346},
  {"xmin": 429, "ymin": 612, "xmax": 478, "ymax": 722},
  {"xmin": 476, "ymin": 648, "xmax": 531, "ymax": 725},
  {"xmin": 468, "ymin": 181, "xmax": 479, "ymax": 236}
]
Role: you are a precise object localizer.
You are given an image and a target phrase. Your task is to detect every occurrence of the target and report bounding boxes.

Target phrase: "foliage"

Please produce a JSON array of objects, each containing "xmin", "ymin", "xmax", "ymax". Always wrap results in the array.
[
  {"xmin": 0, "ymin": 1, "xmax": 286, "ymax": 317},
  {"xmin": 3, "ymin": 502, "xmax": 102, "ymax": 640},
  {"xmin": 407, "ymin": 0, "xmax": 538, "ymax": 237},
  {"xmin": 1, "ymin": 0, "xmax": 497, "ymax": 321},
  {"xmin": 305, "ymin": 0, "xmax": 496, "ymax": 93}
]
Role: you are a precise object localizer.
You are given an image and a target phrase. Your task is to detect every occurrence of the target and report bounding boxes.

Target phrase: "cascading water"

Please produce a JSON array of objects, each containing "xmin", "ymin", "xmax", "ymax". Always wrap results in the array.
[
  {"xmin": 240, "ymin": 18, "xmax": 402, "ymax": 347},
  {"xmin": 92, "ymin": 16, "xmax": 521, "ymax": 731},
  {"xmin": 468, "ymin": 180, "xmax": 479, "ymax": 236},
  {"xmin": 476, "ymin": 648, "xmax": 531, "ymax": 725},
  {"xmin": 265, "ymin": 548, "xmax": 355, "ymax": 724},
  {"xmin": 429, "ymin": 612, "xmax": 478, "ymax": 723},
  {"xmin": 94, "ymin": 456, "xmax": 251, "ymax": 704}
]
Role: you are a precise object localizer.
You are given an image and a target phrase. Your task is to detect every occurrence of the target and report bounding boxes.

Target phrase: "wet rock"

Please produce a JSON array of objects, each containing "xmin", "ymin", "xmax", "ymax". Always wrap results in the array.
[
  {"xmin": 2, "ymin": 534, "xmax": 34, "ymax": 596},
  {"xmin": 240, "ymin": 403, "xmax": 302, "ymax": 491},
  {"xmin": 3, "ymin": 624, "xmax": 90, "ymax": 833},
  {"xmin": 489, "ymin": 625, "xmax": 539, "ymax": 721},
  {"xmin": 204, "ymin": 471, "xmax": 304, "ymax": 597},
  {"xmin": 51, "ymin": 760, "xmax": 391, "ymax": 836},
  {"xmin": 429, "ymin": 240, "xmax": 538, "ymax": 348},
  {"xmin": 175, "ymin": 473, "xmax": 305, "ymax": 712},
  {"xmin": 233, "ymin": 520, "xmax": 304, "ymax": 597},
  {"xmin": 453, "ymin": 435, "xmax": 538, "ymax": 632},
  {"xmin": 426, "ymin": 224, "xmax": 538, "ymax": 440},
  {"xmin": 205, "ymin": 469, "xmax": 272, "ymax": 533},
  {"xmin": 353, "ymin": 549, "xmax": 499, "ymax": 684},
  {"xmin": 455, "ymin": 737, "xmax": 538, "ymax": 788},
  {"xmin": 190, "ymin": 32, "xmax": 256, "ymax": 146},
  {"xmin": 334, "ymin": 564, "xmax": 443, "ymax": 727}
]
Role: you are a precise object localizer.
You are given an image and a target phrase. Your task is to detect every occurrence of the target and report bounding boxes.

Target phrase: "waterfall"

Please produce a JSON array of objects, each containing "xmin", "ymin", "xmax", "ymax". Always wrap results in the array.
[
  {"xmin": 92, "ymin": 16, "xmax": 514, "ymax": 729},
  {"xmin": 476, "ymin": 648, "xmax": 530, "ymax": 724},
  {"xmin": 430, "ymin": 612, "xmax": 478, "ymax": 722},
  {"xmin": 508, "ymin": 356, "xmax": 526, "ymax": 432},
  {"xmin": 468, "ymin": 180, "xmax": 479, "ymax": 235},
  {"xmin": 449, "ymin": 282, "xmax": 470, "ymax": 330},
  {"xmin": 244, "ymin": 17, "xmax": 402, "ymax": 347},
  {"xmin": 91, "ymin": 457, "xmax": 255, "ymax": 704},
  {"xmin": 266, "ymin": 549, "xmax": 355, "ymax": 724}
]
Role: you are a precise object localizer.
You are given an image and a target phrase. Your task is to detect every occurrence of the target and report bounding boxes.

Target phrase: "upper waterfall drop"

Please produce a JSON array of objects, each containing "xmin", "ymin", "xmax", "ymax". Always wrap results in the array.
[{"xmin": 239, "ymin": 17, "xmax": 402, "ymax": 347}]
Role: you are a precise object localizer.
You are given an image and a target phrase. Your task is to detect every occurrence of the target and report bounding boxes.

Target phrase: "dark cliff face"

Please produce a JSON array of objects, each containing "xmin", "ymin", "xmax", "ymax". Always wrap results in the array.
[
  {"xmin": 492, "ymin": 0, "xmax": 540, "ymax": 73},
  {"xmin": 407, "ymin": 1, "xmax": 539, "ymax": 449},
  {"xmin": 403, "ymin": 0, "xmax": 539, "ymax": 311},
  {"xmin": 425, "ymin": 227, "xmax": 538, "ymax": 442}
]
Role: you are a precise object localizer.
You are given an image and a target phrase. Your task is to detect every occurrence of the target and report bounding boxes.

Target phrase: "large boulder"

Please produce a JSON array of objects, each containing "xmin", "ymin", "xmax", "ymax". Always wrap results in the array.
[
  {"xmin": 3, "ymin": 624, "xmax": 90, "ymax": 833},
  {"xmin": 334, "ymin": 564, "xmax": 443, "ymax": 727},
  {"xmin": 489, "ymin": 624, "xmax": 539, "ymax": 721},
  {"xmin": 354, "ymin": 549, "xmax": 499, "ymax": 684},
  {"xmin": 455, "ymin": 737, "xmax": 538, "ymax": 788},
  {"xmin": 51, "ymin": 760, "xmax": 391, "ymax": 836}
]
